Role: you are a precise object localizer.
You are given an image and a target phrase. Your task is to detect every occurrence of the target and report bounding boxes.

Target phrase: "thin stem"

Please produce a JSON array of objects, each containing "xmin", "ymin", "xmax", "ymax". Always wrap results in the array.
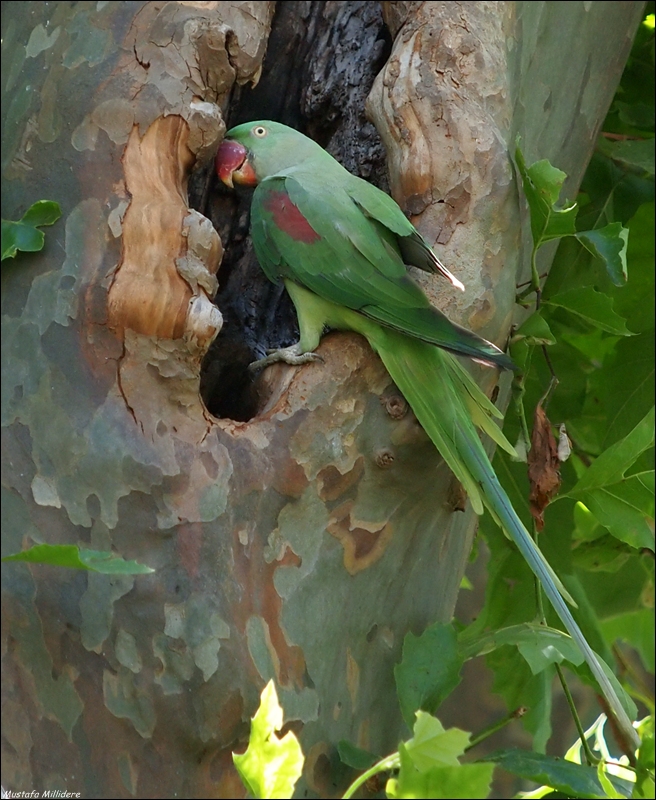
[
  {"xmin": 511, "ymin": 344, "xmax": 533, "ymax": 456},
  {"xmin": 540, "ymin": 346, "xmax": 559, "ymax": 397},
  {"xmin": 517, "ymin": 272, "xmax": 548, "ymax": 290},
  {"xmin": 517, "ymin": 284, "xmax": 537, "ymax": 302},
  {"xmin": 600, "ymin": 132, "xmax": 643, "ymax": 141},
  {"xmin": 524, "ymin": 245, "xmax": 559, "ymax": 409},
  {"xmin": 530, "ymin": 245, "xmax": 542, "ymax": 297},
  {"xmin": 555, "ymin": 662, "xmax": 599, "ymax": 766},
  {"xmin": 518, "ymin": 401, "xmax": 531, "ymax": 455},
  {"xmin": 538, "ymin": 374, "xmax": 559, "ymax": 410},
  {"xmin": 342, "ymin": 753, "xmax": 400, "ymax": 800},
  {"xmin": 465, "ymin": 707, "xmax": 527, "ymax": 752},
  {"xmin": 525, "ymin": 236, "xmax": 559, "ymax": 403},
  {"xmin": 572, "ymin": 441, "xmax": 592, "ymax": 467}
]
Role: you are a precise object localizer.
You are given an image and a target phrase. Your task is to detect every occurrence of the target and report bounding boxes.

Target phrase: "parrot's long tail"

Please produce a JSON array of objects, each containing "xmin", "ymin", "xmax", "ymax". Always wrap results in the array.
[{"xmin": 367, "ymin": 328, "xmax": 639, "ymax": 749}]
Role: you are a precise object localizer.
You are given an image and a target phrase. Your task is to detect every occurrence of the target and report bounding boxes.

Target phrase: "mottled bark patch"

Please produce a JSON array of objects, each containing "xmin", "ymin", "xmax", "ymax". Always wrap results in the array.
[{"xmin": 328, "ymin": 500, "xmax": 395, "ymax": 573}]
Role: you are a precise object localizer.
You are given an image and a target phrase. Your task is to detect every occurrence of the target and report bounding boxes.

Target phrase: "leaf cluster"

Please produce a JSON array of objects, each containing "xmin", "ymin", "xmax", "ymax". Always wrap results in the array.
[
  {"xmin": 232, "ymin": 636, "xmax": 651, "ymax": 799},
  {"xmin": 467, "ymin": 6, "xmax": 654, "ymax": 784}
]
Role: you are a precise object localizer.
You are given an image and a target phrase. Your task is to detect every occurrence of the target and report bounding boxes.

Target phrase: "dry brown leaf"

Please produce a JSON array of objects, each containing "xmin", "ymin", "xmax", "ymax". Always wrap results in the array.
[{"xmin": 528, "ymin": 403, "xmax": 561, "ymax": 531}]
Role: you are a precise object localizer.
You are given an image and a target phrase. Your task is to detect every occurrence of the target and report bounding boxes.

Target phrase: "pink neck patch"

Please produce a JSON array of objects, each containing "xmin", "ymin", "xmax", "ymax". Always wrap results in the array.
[{"xmin": 264, "ymin": 190, "xmax": 321, "ymax": 244}]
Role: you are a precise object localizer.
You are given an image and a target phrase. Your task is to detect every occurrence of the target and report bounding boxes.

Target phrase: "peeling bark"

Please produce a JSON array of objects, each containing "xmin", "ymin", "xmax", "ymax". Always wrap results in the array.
[
  {"xmin": 109, "ymin": 116, "xmax": 222, "ymax": 346},
  {"xmin": 367, "ymin": 1, "xmax": 518, "ymax": 346},
  {"xmin": 1, "ymin": 2, "xmax": 644, "ymax": 798}
]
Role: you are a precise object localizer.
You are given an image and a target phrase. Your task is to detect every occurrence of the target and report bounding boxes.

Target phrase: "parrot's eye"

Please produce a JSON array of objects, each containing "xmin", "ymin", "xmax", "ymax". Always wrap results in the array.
[{"xmin": 252, "ymin": 125, "xmax": 268, "ymax": 138}]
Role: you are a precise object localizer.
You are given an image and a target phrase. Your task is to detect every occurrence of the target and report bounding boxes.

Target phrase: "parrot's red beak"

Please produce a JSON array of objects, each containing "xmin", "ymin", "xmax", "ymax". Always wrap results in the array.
[{"xmin": 215, "ymin": 139, "xmax": 258, "ymax": 188}]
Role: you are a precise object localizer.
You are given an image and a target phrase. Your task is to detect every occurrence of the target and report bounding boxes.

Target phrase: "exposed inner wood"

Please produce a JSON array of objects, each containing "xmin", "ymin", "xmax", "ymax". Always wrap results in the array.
[{"xmin": 108, "ymin": 116, "xmax": 197, "ymax": 340}]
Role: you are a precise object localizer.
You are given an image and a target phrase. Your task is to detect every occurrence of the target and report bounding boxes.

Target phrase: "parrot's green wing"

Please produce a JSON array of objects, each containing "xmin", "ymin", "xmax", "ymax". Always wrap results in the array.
[
  {"xmin": 251, "ymin": 174, "xmax": 512, "ymax": 369},
  {"xmin": 345, "ymin": 177, "xmax": 465, "ymax": 288}
]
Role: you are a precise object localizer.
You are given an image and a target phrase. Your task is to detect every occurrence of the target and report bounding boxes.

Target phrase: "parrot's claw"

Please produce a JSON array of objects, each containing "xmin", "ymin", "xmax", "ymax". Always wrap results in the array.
[{"xmin": 248, "ymin": 344, "xmax": 324, "ymax": 372}]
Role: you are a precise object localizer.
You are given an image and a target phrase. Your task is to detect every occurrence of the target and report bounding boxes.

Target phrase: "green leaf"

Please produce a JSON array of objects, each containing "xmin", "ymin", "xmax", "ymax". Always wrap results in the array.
[
  {"xmin": 483, "ymin": 749, "xmax": 633, "ymax": 798},
  {"xmin": 515, "ymin": 148, "xmax": 578, "ymax": 245},
  {"xmin": 21, "ymin": 200, "xmax": 62, "ymax": 227},
  {"xmin": 616, "ymin": 101, "xmax": 655, "ymax": 131},
  {"xmin": 1, "ymin": 200, "xmax": 62, "ymax": 260},
  {"xmin": 597, "ymin": 761, "xmax": 625, "ymax": 799},
  {"xmin": 395, "ymin": 623, "xmax": 463, "ymax": 729},
  {"xmin": 543, "ymin": 287, "xmax": 632, "ymax": 335},
  {"xmin": 600, "ymin": 609, "xmax": 655, "ymax": 673},
  {"xmin": 337, "ymin": 740, "xmax": 379, "ymax": 770},
  {"xmin": 527, "ymin": 160, "xmax": 569, "ymax": 207},
  {"xmin": 2, "ymin": 543, "xmax": 154, "ymax": 574},
  {"xmin": 516, "ymin": 639, "xmax": 574, "ymax": 677},
  {"xmin": 488, "ymin": 648, "xmax": 554, "ymax": 752},
  {"xmin": 576, "ymin": 551, "xmax": 653, "ymax": 631},
  {"xmin": 404, "ymin": 712, "xmax": 470, "ymax": 769},
  {"xmin": 232, "ymin": 680, "xmax": 304, "ymax": 800},
  {"xmin": 635, "ymin": 773, "xmax": 656, "ymax": 800},
  {"xmin": 572, "ymin": 501, "xmax": 604, "ymax": 542},
  {"xmin": 568, "ymin": 408, "xmax": 654, "ymax": 492},
  {"xmin": 512, "ymin": 313, "xmax": 557, "ymax": 346},
  {"xmin": 601, "ymin": 138, "xmax": 655, "ymax": 176},
  {"xmin": 596, "ymin": 331, "xmax": 655, "ymax": 449},
  {"xmin": 634, "ymin": 718, "xmax": 655, "ymax": 799},
  {"xmin": 571, "ymin": 534, "xmax": 633, "ymax": 573},
  {"xmin": 613, "ymin": 203, "xmax": 655, "ymax": 335},
  {"xmin": 604, "ymin": 12, "xmax": 655, "ymax": 137},
  {"xmin": 578, "ymin": 151, "xmax": 654, "ymax": 231},
  {"xmin": 387, "ymin": 747, "xmax": 495, "ymax": 800},
  {"xmin": 459, "ymin": 623, "xmax": 584, "ymax": 671},
  {"xmin": 576, "ymin": 223, "xmax": 629, "ymax": 286},
  {"xmin": 572, "ymin": 472, "xmax": 654, "ymax": 550},
  {"xmin": 386, "ymin": 718, "xmax": 495, "ymax": 800}
]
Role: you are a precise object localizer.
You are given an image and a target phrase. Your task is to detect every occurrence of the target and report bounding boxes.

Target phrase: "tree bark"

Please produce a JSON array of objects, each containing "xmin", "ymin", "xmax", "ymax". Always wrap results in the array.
[{"xmin": 1, "ymin": 2, "xmax": 643, "ymax": 798}]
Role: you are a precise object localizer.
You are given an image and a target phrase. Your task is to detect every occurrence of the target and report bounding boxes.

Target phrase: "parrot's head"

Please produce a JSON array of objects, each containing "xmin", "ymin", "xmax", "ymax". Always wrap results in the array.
[{"xmin": 215, "ymin": 121, "xmax": 323, "ymax": 187}]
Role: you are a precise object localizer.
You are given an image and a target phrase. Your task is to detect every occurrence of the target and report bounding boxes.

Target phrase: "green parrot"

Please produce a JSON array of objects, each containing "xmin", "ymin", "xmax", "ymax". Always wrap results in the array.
[{"xmin": 215, "ymin": 120, "xmax": 638, "ymax": 748}]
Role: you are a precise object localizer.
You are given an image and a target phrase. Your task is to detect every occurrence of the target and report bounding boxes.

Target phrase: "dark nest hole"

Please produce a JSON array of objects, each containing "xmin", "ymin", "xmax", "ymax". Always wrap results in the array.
[{"xmin": 190, "ymin": 1, "xmax": 392, "ymax": 422}]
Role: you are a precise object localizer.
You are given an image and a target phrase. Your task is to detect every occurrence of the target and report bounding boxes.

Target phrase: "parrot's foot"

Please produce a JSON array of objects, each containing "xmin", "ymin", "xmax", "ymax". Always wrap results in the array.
[{"xmin": 248, "ymin": 344, "xmax": 324, "ymax": 372}]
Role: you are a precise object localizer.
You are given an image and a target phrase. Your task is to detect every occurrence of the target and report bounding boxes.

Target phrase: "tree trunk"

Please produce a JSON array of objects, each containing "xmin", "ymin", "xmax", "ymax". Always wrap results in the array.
[{"xmin": 1, "ymin": 2, "xmax": 643, "ymax": 798}]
